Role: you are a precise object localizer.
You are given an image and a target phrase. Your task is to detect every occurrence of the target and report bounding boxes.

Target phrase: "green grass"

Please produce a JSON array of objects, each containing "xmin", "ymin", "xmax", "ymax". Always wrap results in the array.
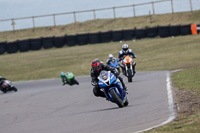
[
  {"xmin": 172, "ymin": 66, "xmax": 200, "ymax": 92},
  {"xmin": 0, "ymin": 34, "xmax": 200, "ymax": 81}
]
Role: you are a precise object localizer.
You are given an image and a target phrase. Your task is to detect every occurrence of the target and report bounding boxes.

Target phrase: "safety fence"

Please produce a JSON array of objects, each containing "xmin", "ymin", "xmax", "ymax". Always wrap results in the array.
[
  {"xmin": 0, "ymin": 24, "xmax": 199, "ymax": 55},
  {"xmin": 0, "ymin": 0, "xmax": 197, "ymax": 31}
]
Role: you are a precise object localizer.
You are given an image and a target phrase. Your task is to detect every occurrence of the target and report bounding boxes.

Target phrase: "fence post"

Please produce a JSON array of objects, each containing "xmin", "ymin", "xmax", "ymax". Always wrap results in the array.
[
  {"xmin": 133, "ymin": 5, "xmax": 136, "ymax": 17},
  {"xmin": 93, "ymin": 10, "xmax": 96, "ymax": 20},
  {"xmin": 113, "ymin": 7, "xmax": 116, "ymax": 19},
  {"xmin": 73, "ymin": 12, "xmax": 76, "ymax": 23},
  {"xmin": 32, "ymin": 16, "xmax": 35, "ymax": 29},
  {"xmin": 171, "ymin": 0, "xmax": 174, "ymax": 14},
  {"xmin": 189, "ymin": 0, "xmax": 193, "ymax": 12},
  {"xmin": 11, "ymin": 19, "xmax": 16, "ymax": 31},
  {"xmin": 53, "ymin": 14, "xmax": 56, "ymax": 27},
  {"xmin": 152, "ymin": 2, "xmax": 155, "ymax": 15}
]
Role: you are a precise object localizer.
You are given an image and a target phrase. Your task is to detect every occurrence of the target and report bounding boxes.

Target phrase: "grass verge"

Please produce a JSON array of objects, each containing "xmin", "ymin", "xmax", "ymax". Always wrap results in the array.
[{"xmin": 146, "ymin": 66, "xmax": 200, "ymax": 133}]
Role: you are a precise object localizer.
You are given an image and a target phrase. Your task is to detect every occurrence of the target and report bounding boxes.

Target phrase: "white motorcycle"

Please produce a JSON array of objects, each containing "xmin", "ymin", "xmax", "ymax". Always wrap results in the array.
[{"xmin": 1, "ymin": 80, "xmax": 18, "ymax": 93}]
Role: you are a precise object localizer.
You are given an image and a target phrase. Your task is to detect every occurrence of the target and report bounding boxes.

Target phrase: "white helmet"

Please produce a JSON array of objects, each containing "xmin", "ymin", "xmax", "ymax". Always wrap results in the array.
[
  {"xmin": 122, "ymin": 44, "xmax": 129, "ymax": 53},
  {"xmin": 108, "ymin": 54, "xmax": 113, "ymax": 59}
]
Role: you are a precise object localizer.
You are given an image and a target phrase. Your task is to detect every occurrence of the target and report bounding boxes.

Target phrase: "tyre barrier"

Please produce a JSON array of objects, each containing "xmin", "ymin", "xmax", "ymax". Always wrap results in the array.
[
  {"xmin": 158, "ymin": 26, "xmax": 170, "ymax": 38},
  {"xmin": 0, "ymin": 42, "xmax": 6, "ymax": 55},
  {"xmin": 0, "ymin": 24, "xmax": 199, "ymax": 55},
  {"xmin": 135, "ymin": 28, "xmax": 147, "ymax": 39},
  {"xmin": 18, "ymin": 39, "xmax": 30, "ymax": 52},
  {"xmin": 88, "ymin": 32, "xmax": 100, "ymax": 44},
  {"xmin": 66, "ymin": 35, "xmax": 78, "ymax": 46},
  {"xmin": 54, "ymin": 35, "xmax": 66, "ymax": 48},
  {"xmin": 77, "ymin": 33, "xmax": 89, "ymax": 45},
  {"xmin": 122, "ymin": 29, "xmax": 135, "ymax": 40},
  {"xmin": 112, "ymin": 30, "xmax": 123, "ymax": 42},
  {"xmin": 42, "ymin": 37, "xmax": 55, "ymax": 49},
  {"xmin": 100, "ymin": 31, "xmax": 112, "ymax": 43},
  {"xmin": 6, "ymin": 41, "xmax": 18, "ymax": 54},
  {"xmin": 30, "ymin": 38, "xmax": 42, "ymax": 51},
  {"xmin": 147, "ymin": 27, "xmax": 158, "ymax": 38},
  {"xmin": 197, "ymin": 25, "xmax": 200, "ymax": 33},
  {"xmin": 180, "ymin": 24, "xmax": 191, "ymax": 35},
  {"xmin": 170, "ymin": 25, "xmax": 181, "ymax": 36}
]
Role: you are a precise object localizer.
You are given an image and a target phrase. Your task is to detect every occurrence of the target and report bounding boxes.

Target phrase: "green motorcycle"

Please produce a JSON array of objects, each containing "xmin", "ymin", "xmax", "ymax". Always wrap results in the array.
[{"xmin": 61, "ymin": 72, "xmax": 79, "ymax": 86}]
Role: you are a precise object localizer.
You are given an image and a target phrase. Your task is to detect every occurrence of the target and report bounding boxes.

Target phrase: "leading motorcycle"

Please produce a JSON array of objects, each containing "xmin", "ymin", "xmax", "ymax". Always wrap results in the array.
[
  {"xmin": 1, "ymin": 80, "xmax": 18, "ymax": 93},
  {"xmin": 98, "ymin": 70, "xmax": 128, "ymax": 108}
]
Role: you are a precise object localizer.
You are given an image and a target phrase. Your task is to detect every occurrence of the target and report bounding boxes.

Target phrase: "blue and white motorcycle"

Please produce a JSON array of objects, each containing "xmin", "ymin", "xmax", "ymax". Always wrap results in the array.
[
  {"xmin": 98, "ymin": 70, "xmax": 128, "ymax": 108},
  {"xmin": 109, "ymin": 58, "xmax": 120, "ymax": 74}
]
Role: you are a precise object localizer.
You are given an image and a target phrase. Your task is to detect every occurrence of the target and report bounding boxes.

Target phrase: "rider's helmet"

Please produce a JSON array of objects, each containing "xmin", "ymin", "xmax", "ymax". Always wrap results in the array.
[
  {"xmin": 108, "ymin": 54, "xmax": 113, "ymax": 60},
  {"xmin": 91, "ymin": 59, "xmax": 102, "ymax": 72},
  {"xmin": 122, "ymin": 44, "xmax": 129, "ymax": 54},
  {"xmin": 60, "ymin": 72, "xmax": 65, "ymax": 77}
]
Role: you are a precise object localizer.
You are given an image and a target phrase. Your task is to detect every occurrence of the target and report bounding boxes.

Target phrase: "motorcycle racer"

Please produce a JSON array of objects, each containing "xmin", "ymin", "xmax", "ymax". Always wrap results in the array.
[
  {"xmin": 0, "ymin": 76, "xmax": 6, "ymax": 90},
  {"xmin": 118, "ymin": 44, "xmax": 136, "ymax": 74},
  {"xmin": 60, "ymin": 72, "xmax": 79, "ymax": 86},
  {"xmin": 90, "ymin": 59, "xmax": 127, "ymax": 98}
]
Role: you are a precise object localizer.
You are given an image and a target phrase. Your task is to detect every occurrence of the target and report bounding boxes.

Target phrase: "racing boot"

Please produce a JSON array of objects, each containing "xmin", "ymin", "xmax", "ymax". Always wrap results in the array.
[{"xmin": 118, "ymin": 76, "xmax": 128, "ymax": 92}]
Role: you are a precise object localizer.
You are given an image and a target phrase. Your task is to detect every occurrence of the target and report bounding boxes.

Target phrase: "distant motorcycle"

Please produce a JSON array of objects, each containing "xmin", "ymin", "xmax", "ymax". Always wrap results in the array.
[
  {"xmin": 109, "ymin": 58, "xmax": 120, "ymax": 73},
  {"xmin": 64, "ymin": 72, "xmax": 79, "ymax": 86},
  {"xmin": 1, "ymin": 80, "xmax": 18, "ymax": 93},
  {"xmin": 98, "ymin": 70, "xmax": 128, "ymax": 108},
  {"xmin": 122, "ymin": 56, "xmax": 136, "ymax": 82}
]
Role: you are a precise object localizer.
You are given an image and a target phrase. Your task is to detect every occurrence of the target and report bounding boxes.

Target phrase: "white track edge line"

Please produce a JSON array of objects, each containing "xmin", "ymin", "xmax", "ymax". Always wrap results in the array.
[{"xmin": 135, "ymin": 72, "xmax": 177, "ymax": 133}]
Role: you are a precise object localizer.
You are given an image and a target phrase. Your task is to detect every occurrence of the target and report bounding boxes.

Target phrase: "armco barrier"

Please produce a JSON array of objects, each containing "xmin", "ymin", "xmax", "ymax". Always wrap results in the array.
[
  {"xmin": 6, "ymin": 41, "xmax": 18, "ymax": 53},
  {"xmin": 18, "ymin": 39, "xmax": 30, "ymax": 52},
  {"xmin": 158, "ymin": 26, "xmax": 170, "ymax": 38},
  {"xmin": 30, "ymin": 38, "xmax": 42, "ymax": 51},
  {"xmin": 66, "ymin": 35, "xmax": 78, "ymax": 46},
  {"xmin": 122, "ymin": 29, "xmax": 135, "ymax": 40},
  {"xmin": 42, "ymin": 37, "xmax": 55, "ymax": 49},
  {"xmin": 112, "ymin": 30, "xmax": 123, "ymax": 41},
  {"xmin": 54, "ymin": 35, "xmax": 66, "ymax": 48},
  {"xmin": 77, "ymin": 33, "xmax": 89, "ymax": 45},
  {"xmin": 147, "ymin": 27, "xmax": 158, "ymax": 38},
  {"xmin": 170, "ymin": 25, "xmax": 181, "ymax": 36},
  {"xmin": 0, "ymin": 42, "xmax": 6, "ymax": 55},
  {"xmin": 180, "ymin": 24, "xmax": 191, "ymax": 35},
  {"xmin": 88, "ymin": 32, "xmax": 100, "ymax": 44},
  {"xmin": 100, "ymin": 31, "xmax": 112, "ymax": 43},
  {"xmin": 135, "ymin": 28, "xmax": 147, "ymax": 39}
]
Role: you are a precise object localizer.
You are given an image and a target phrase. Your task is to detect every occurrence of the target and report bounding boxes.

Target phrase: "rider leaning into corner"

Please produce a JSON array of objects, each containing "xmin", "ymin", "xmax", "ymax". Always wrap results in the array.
[
  {"xmin": 118, "ymin": 44, "xmax": 136, "ymax": 75},
  {"xmin": 0, "ymin": 76, "xmax": 6, "ymax": 90},
  {"xmin": 90, "ymin": 59, "xmax": 128, "ymax": 98}
]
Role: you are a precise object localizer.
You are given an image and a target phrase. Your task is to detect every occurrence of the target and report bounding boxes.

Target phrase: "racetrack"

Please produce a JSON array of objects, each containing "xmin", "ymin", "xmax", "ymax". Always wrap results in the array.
[{"xmin": 0, "ymin": 71, "xmax": 176, "ymax": 133}]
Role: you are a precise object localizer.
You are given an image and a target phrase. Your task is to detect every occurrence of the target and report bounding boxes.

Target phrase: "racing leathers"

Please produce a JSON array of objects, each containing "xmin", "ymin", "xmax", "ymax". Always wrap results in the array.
[
  {"xmin": 118, "ymin": 49, "xmax": 136, "ymax": 74},
  {"xmin": 90, "ymin": 62, "xmax": 127, "ymax": 98},
  {"xmin": 0, "ymin": 77, "xmax": 6, "ymax": 90}
]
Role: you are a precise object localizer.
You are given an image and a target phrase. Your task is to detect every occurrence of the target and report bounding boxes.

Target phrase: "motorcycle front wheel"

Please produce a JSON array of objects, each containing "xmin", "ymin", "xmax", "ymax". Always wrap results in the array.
[{"xmin": 109, "ymin": 89, "xmax": 124, "ymax": 108}]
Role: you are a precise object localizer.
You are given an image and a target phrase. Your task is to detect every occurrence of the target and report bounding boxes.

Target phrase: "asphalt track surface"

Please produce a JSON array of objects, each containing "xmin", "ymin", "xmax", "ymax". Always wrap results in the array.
[{"xmin": 0, "ymin": 71, "xmax": 176, "ymax": 133}]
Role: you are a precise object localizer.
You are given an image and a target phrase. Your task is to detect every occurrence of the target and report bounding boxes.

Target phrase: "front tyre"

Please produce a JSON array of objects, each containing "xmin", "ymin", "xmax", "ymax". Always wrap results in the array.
[
  {"xmin": 109, "ymin": 89, "xmax": 124, "ymax": 108},
  {"xmin": 12, "ymin": 87, "xmax": 18, "ymax": 92},
  {"xmin": 124, "ymin": 96, "xmax": 129, "ymax": 106},
  {"xmin": 127, "ymin": 69, "xmax": 132, "ymax": 82},
  {"xmin": 72, "ymin": 79, "xmax": 79, "ymax": 85}
]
